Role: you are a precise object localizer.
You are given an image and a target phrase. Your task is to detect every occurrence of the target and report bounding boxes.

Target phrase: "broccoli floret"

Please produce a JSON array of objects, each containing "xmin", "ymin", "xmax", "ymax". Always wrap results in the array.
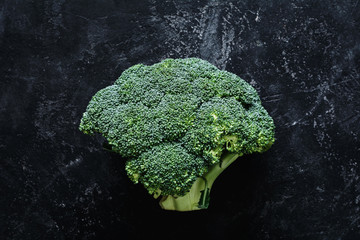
[
  {"xmin": 79, "ymin": 58, "xmax": 275, "ymax": 211},
  {"xmin": 126, "ymin": 143, "xmax": 208, "ymax": 197}
]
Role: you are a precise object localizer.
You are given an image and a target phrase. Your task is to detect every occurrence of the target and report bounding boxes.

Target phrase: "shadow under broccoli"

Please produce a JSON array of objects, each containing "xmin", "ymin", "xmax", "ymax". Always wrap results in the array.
[{"xmin": 79, "ymin": 58, "xmax": 275, "ymax": 211}]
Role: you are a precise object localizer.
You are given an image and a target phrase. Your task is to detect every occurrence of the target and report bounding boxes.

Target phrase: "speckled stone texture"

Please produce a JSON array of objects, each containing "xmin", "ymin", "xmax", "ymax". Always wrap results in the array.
[{"xmin": 1, "ymin": 0, "xmax": 359, "ymax": 239}]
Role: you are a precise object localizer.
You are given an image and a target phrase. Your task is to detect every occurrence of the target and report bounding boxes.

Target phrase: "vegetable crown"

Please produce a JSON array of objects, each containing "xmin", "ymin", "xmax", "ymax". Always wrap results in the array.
[{"xmin": 80, "ymin": 58, "xmax": 275, "ymax": 197}]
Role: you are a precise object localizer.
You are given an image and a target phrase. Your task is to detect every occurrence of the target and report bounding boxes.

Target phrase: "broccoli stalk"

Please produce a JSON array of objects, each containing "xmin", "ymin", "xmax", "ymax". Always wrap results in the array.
[{"xmin": 159, "ymin": 152, "xmax": 240, "ymax": 211}]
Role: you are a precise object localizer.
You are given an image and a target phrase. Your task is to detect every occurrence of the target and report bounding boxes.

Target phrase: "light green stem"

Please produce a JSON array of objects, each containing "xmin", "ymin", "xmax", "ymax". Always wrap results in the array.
[{"xmin": 159, "ymin": 152, "xmax": 240, "ymax": 211}]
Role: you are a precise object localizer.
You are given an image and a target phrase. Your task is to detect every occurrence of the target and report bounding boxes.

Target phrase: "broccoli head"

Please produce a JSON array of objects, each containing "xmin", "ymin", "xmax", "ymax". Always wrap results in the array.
[{"xmin": 79, "ymin": 58, "xmax": 275, "ymax": 211}]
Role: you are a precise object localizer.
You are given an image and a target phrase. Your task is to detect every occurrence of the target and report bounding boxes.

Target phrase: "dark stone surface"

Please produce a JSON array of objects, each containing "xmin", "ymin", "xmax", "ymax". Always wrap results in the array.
[{"xmin": 1, "ymin": 0, "xmax": 360, "ymax": 239}]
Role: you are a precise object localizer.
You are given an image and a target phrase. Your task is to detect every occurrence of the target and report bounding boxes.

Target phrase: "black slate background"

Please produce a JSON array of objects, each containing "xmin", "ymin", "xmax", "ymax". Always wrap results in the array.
[{"xmin": 1, "ymin": 0, "xmax": 360, "ymax": 239}]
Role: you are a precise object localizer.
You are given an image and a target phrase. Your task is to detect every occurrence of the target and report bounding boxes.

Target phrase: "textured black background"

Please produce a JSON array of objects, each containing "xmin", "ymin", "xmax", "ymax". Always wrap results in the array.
[{"xmin": 1, "ymin": 0, "xmax": 360, "ymax": 239}]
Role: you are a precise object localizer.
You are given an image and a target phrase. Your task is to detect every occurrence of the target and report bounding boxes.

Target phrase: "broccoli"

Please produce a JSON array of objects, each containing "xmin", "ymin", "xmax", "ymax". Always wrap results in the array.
[{"xmin": 79, "ymin": 58, "xmax": 275, "ymax": 211}]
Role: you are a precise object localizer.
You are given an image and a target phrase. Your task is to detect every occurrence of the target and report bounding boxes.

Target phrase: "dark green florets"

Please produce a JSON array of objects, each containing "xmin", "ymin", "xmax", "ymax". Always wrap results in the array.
[
  {"xmin": 125, "ymin": 143, "xmax": 208, "ymax": 196},
  {"xmin": 79, "ymin": 58, "xmax": 275, "ymax": 197}
]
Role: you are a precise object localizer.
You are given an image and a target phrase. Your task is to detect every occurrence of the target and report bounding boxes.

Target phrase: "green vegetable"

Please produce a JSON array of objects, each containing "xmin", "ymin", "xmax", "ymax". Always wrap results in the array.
[{"xmin": 79, "ymin": 58, "xmax": 275, "ymax": 211}]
